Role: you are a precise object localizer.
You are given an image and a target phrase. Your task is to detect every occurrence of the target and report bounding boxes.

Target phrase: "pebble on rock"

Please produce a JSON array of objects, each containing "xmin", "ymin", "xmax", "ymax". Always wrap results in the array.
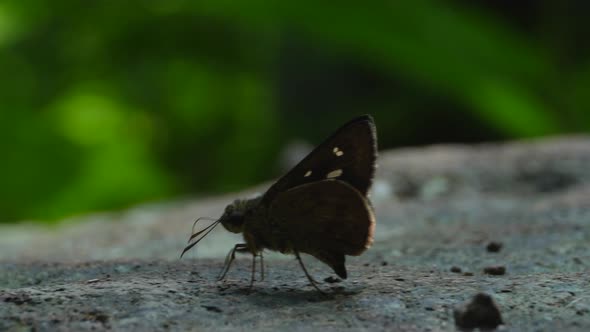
[
  {"xmin": 450, "ymin": 266, "xmax": 462, "ymax": 273},
  {"xmin": 486, "ymin": 241, "xmax": 503, "ymax": 253},
  {"xmin": 483, "ymin": 266, "xmax": 506, "ymax": 275},
  {"xmin": 323, "ymin": 276, "xmax": 342, "ymax": 283},
  {"xmin": 454, "ymin": 293, "xmax": 503, "ymax": 330}
]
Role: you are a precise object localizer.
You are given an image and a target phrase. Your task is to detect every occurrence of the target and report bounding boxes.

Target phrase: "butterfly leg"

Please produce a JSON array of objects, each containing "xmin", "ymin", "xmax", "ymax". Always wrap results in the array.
[
  {"xmin": 218, "ymin": 243, "xmax": 248, "ymax": 281},
  {"xmin": 259, "ymin": 251, "xmax": 265, "ymax": 281},
  {"xmin": 250, "ymin": 252, "xmax": 266, "ymax": 284},
  {"xmin": 248, "ymin": 253, "xmax": 257, "ymax": 289},
  {"xmin": 294, "ymin": 250, "xmax": 325, "ymax": 294}
]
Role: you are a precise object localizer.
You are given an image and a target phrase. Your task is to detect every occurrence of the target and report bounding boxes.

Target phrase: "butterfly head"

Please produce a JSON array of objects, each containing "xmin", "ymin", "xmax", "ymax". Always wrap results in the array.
[
  {"xmin": 181, "ymin": 197, "xmax": 259, "ymax": 258},
  {"xmin": 219, "ymin": 199, "xmax": 248, "ymax": 234}
]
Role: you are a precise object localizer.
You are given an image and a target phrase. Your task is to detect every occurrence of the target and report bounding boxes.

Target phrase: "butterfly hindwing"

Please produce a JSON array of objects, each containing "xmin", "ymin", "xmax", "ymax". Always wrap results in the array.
[
  {"xmin": 269, "ymin": 179, "xmax": 376, "ymax": 259},
  {"xmin": 313, "ymin": 251, "xmax": 347, "ymax": 279},
  {"xmin": 262, "ymin": 115, "xmax": 377, "ymax": 205}
]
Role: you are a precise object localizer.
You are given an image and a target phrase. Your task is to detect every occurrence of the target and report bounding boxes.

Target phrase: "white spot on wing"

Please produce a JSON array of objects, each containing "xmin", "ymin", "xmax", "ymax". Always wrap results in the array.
[
  {"xmin": 327, "ymin": 169, "xmax": 343, "ymax": 178},
  {"xmin": 304, "ymin": 170, "xmax": 312, "ymax": 177},
  {"xmin": 333, "ymin": 147, "xmax": 344, "ymax": 157}
]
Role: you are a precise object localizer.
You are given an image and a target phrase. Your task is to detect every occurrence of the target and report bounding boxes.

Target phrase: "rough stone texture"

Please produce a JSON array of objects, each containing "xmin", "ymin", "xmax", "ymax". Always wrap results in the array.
[{"xmin": 1, "ymin": 136, "xmax": 589, "ymax": 331}]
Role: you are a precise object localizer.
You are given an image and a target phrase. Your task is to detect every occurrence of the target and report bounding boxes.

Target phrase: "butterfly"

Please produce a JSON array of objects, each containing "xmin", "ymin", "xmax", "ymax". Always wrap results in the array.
[{"xmin": 181, "ymin": 115, "xmax": 377, "ymax": 292}]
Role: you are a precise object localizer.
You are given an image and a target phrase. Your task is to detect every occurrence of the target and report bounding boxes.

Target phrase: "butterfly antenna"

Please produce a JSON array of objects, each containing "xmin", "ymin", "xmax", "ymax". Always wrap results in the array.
[
  {"xmin": 188, "ymin": 217, "xmax": 218, "ymax": 243},
  {"xmin": 190, "ymin": 217, "xmax": 217, "ymax": 239},
  {"xmin": 180, "ymin": 220, "xmax": 221, "ymax": 258}
]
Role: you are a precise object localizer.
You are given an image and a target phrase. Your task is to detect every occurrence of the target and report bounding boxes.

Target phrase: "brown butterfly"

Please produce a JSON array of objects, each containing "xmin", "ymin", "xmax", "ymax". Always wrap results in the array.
[{"xmin": 181, "ymin": 115, "xmax": 377, "ymax": 292}]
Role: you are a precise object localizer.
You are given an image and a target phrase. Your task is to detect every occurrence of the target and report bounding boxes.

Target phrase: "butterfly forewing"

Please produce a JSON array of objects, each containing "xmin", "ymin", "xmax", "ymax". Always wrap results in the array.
[{"xmin": 262, "ymin": 115, "xmax": 377, "ymax": 205}]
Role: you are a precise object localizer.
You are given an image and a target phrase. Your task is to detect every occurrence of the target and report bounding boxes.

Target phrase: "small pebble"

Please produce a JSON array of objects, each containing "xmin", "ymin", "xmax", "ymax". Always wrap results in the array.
[
  {"xmin": 486, "ymin": 241, "xmax": 503, "ymax": 253},
  {"xmin": 450, "ymin": 266, "xmax": 462, "ymax": 273},
  {"xmin": 202, "ymin": 305, "xmax": 222, "ymax": 313},
  {"xmin": 454, "ymin": 293, "xmax": 503, "ymax": 329},
  {"xmin": 483, "ymin": 266, "xmax": 506, "ymax": 275},
  {"xmin": 463, "ymin": 272, "xmax": 474, "ymax": 276},
  {"xmin": 324, "ymin": 276, "xmax": 342, "ymax": 283}
]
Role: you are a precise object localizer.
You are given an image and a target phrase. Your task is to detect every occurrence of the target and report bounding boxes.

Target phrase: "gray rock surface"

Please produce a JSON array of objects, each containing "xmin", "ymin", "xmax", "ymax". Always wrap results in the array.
[{"xmin": 1, "ymin": 136, "xmax": 589, "ymax": 331}]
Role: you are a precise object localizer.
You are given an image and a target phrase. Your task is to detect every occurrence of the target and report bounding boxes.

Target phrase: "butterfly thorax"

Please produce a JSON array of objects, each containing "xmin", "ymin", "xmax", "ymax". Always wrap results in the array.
[{"xmin": 218, "ymin": 195, "xmax": 289, "ymax": 254}]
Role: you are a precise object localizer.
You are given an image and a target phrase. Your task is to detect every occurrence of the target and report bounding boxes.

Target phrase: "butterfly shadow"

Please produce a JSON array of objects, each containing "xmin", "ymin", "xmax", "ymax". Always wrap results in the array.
[{"xmin": 219, "ymin": 283, "xmax": 366, "ymax": 307}]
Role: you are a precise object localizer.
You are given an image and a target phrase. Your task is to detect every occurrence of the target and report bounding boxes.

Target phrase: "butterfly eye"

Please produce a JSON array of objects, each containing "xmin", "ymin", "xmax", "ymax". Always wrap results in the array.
[{"xmin": 227, "ymin": 212, "xmax": 244, "ymax": 225}]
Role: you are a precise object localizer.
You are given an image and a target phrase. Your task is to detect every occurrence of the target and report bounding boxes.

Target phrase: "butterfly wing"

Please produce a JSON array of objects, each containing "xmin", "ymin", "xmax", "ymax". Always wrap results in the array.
[
  {"xmin": 262, "ymin": 115, "xmax": 377, "ymax": 205},
  {"xmin": 269, "ymin": 179, "xmax": 376, "ymax": 278}
]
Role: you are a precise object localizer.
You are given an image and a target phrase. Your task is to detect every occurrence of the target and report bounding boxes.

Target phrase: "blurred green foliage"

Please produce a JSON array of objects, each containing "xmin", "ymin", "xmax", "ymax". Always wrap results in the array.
[{"xmin": 0, "ymin": 0, "xmax": 588, "ymax": 223}]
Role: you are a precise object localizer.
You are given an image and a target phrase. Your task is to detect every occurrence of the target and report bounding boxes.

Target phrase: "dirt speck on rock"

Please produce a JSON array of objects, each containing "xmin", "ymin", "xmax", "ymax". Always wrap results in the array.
[
  {"xmin": 454, "ymin": 293, "xmax": 503, "ymax": 330},
  {"xmin": 323, "ymin": 276, "xmax": 341, "ymax": 283},
  {"xmin": 486, "ymin": 241, "xmax": 503, "ymax": 253},
  {"xmin": 202, "ymin": 305, "xmax": 222, "ymax": 313},
  {"xmin": 484, "ymin": 266, "xmax": 506, "ymax": 275},
  {"xmin": 83, "ymin": 310, "xmax": 109, "ymax": 325},
  {"xmin": 2, "ymin": 292, "xmax": 35, "ymax": 305},
  {"xmin": 450, "ymin": 266, "xmax": 462, "ymax": 273}
]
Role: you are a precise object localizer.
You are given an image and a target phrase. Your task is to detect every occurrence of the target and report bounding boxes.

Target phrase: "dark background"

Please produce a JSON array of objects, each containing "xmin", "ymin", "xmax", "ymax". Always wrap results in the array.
[{"xmin": 1, "ymin": 0, "xmax": 588, "ymax": 223}]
